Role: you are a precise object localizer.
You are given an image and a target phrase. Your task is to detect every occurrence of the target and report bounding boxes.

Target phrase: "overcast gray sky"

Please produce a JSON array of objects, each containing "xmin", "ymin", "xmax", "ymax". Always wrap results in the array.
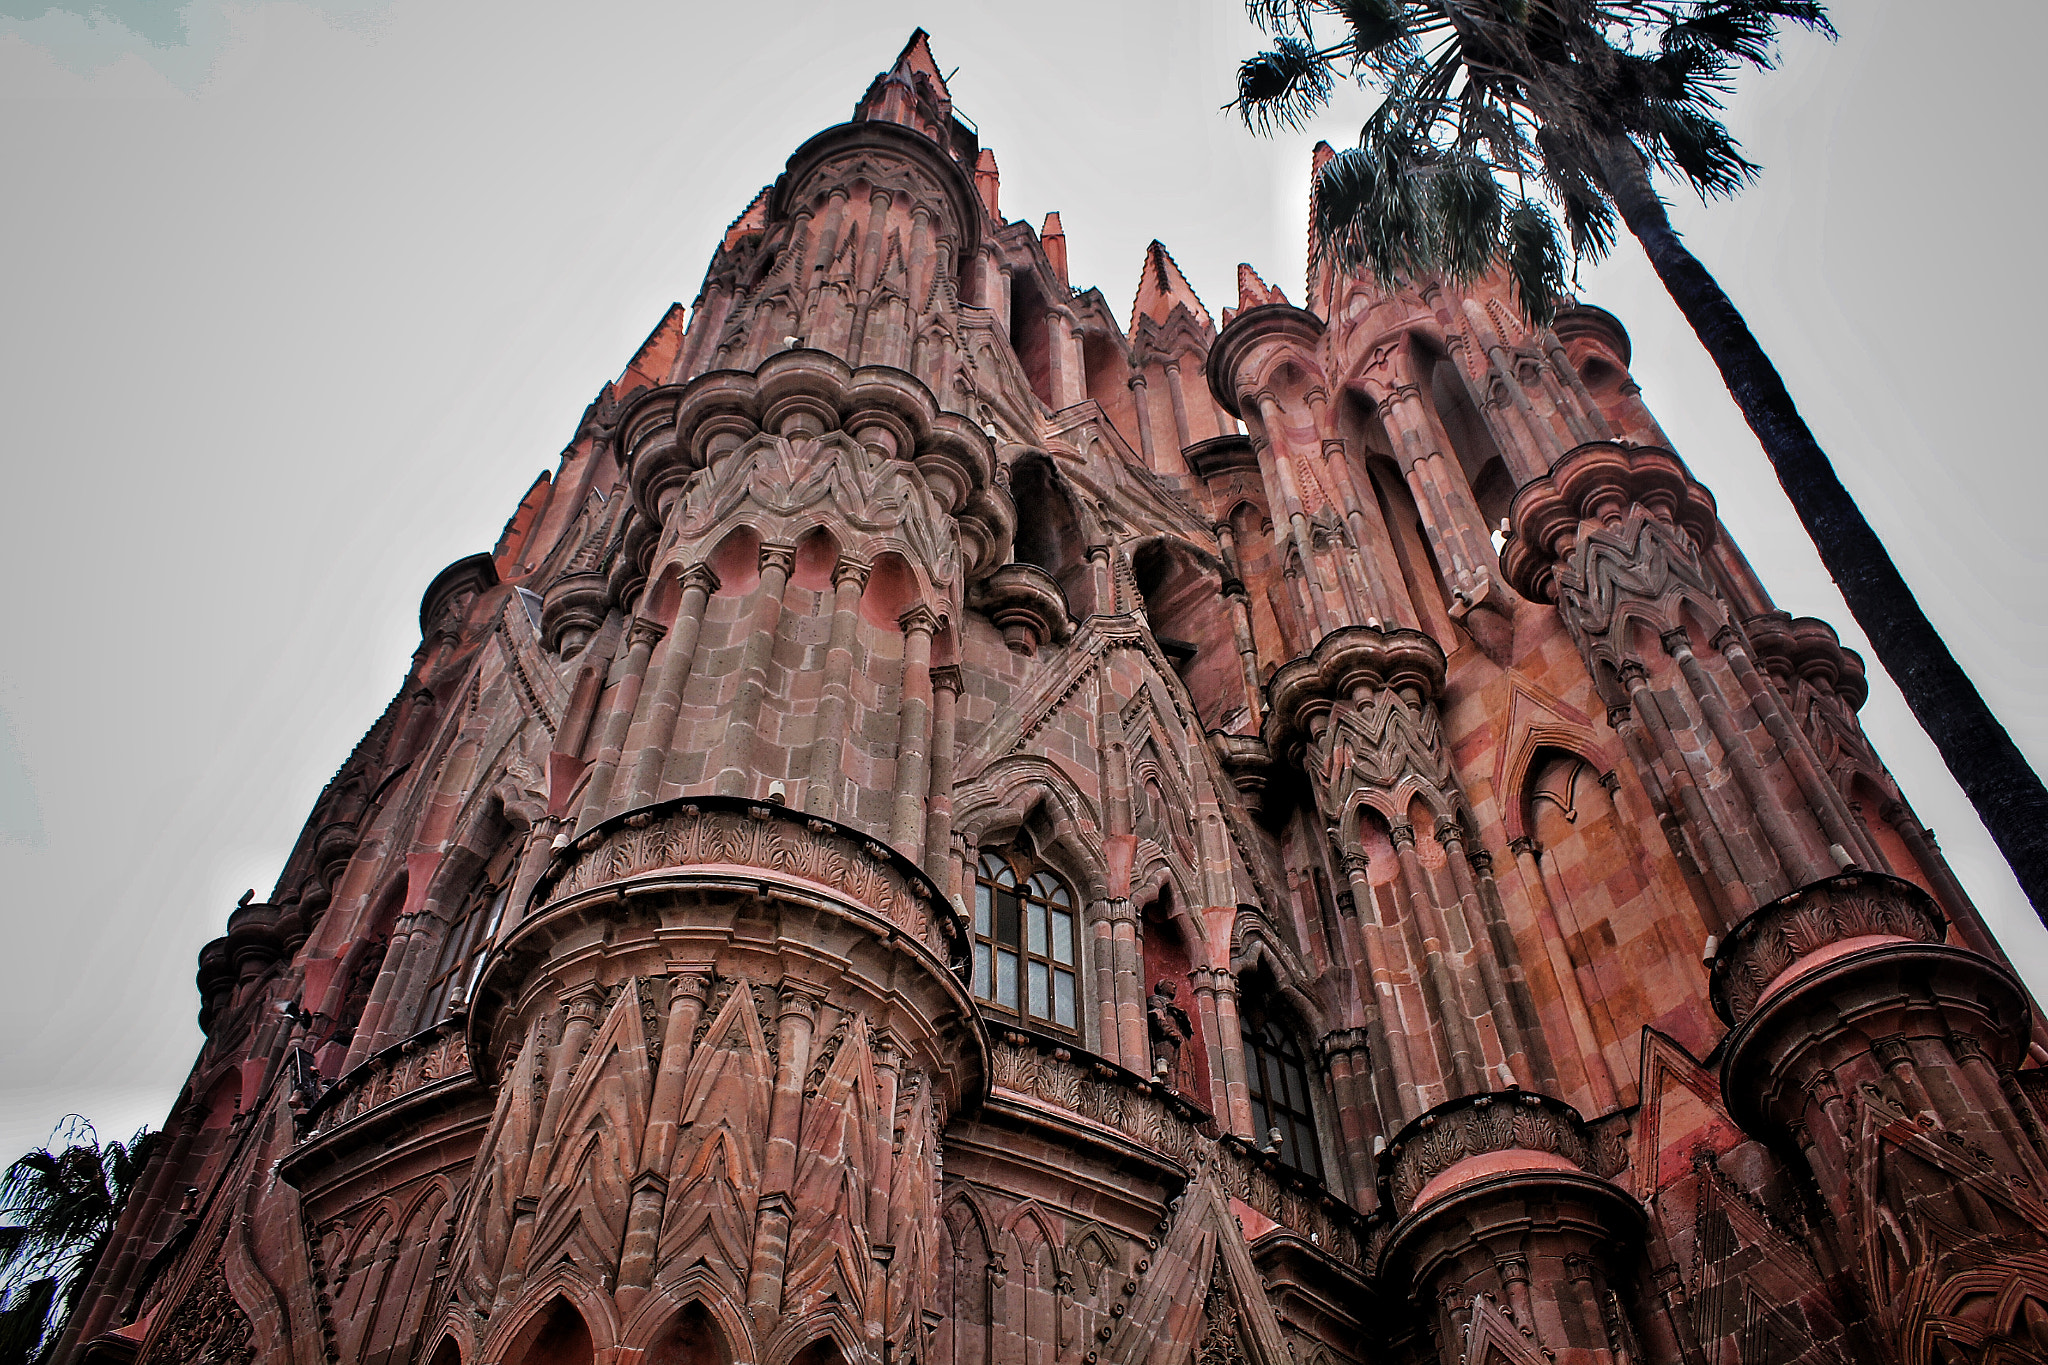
[{"xmin": 2, "ymin": 0, "xmax": 2042, "ymax": 1160}]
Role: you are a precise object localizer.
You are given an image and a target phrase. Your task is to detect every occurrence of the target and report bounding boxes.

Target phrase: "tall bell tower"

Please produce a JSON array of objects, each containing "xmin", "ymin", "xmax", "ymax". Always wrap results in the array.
[{"xmin": 60, "ymin": 30, "xmax": 2048, "ymax": 1365}]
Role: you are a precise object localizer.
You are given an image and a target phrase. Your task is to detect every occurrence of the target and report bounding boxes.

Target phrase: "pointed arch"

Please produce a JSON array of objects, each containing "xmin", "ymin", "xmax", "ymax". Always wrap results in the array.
[{"xmin": 501, "ymin": 1294, "xmax": 596, "ymax": 1365}]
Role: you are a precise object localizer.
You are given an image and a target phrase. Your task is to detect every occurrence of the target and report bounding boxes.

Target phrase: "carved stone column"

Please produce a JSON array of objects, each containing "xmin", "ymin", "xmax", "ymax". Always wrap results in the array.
[
  {"xmin": 575, "ymin": 615, "xmax": 665, "ymax": 833},
  {"xmin": 889, "ymin": 605, "xmax": 939, "ymax": 860},
  {"xmin": 1714, "ymin": 872, "xmax": 2048, "ymax": 1363},
  {"xmin": 623, "ymin": 561, "xmax": 720, "ymax": 808},
  {"xmin": 804, "ymin": 556, "xmax": 871, "ymax": 818},
  {"xmin": 712, "ymin": 542, "xmax": 796, "ymax": 797},
  {"xmin": 1380, "ymin": 1092, "xmax": 1644, "ymax": 1365}
]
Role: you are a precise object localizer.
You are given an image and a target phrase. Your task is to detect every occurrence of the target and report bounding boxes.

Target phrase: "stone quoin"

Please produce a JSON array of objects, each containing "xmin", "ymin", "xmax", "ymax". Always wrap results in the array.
[{"xmin": 62, "ymin": 30, "xmax": 2048, "ymax": 1365}]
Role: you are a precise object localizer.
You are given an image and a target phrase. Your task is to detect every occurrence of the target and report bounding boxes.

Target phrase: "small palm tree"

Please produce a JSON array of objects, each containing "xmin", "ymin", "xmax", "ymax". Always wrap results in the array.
[
  {"xmin": 1231, "ymin": 0, "xmax": 2048, "ymax": 925},
  {"xmin": 0, "ymin": 1118, "xmax": 159, "ymax": 1364}
]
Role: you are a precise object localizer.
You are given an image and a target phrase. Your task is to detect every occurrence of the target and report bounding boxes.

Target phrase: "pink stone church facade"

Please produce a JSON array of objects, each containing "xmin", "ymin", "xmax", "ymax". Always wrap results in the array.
[{"xmin": 62, "ymin": 31, "xmax": 2048, "ymax": 1365}]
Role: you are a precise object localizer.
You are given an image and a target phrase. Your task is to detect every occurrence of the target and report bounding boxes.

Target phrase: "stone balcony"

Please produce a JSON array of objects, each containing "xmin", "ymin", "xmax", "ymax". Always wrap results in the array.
[
  {"xmin": 279, "ymin": 1015, "xmax": 482, "ymax": 1194},
  {"xmin": 986, "ymin": 1026, "xmax": 1373, "ymax": 1274},
  {"xmin": 528, "ymin": 793, "xmax": 972, "ymax": 981}
]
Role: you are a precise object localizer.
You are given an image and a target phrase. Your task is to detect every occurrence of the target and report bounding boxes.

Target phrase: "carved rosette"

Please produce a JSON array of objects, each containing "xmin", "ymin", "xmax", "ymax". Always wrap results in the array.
[{"xmin": 1708, "ymin": 871, "xmax": 1946, "ymax": 1026}]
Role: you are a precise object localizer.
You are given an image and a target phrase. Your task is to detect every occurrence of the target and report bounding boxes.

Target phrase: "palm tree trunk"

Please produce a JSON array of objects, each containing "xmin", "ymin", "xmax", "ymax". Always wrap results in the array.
[{"xmin": 1589, "ymin": 135, "xmax": 2048, "ymax": 925}]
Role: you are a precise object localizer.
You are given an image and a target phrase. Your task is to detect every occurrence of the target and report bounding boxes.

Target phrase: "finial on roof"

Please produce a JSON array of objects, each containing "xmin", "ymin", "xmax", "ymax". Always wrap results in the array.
[
  {"xmin": 1041, "ymin": 212, "xmax": 1069, "ymax": 287},
  {"xmin": 1128, "ymin": 240, "xmax": 1213, "ymax": 338}
]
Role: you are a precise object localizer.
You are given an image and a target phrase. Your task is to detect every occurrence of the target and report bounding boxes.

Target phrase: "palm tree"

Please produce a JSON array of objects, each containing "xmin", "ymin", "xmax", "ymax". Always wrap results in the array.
[
  {"xmin": 1231, "ymin": 0, "xmax": 2048, "ymax": 925},
  {"xmin": 0, "ymin": 1118, "xmax": 159, "ymax": 1363}
]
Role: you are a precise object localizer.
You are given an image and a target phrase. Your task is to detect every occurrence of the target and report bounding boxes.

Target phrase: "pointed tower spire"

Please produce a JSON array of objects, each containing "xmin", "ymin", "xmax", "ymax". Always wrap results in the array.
[
  {"xmin": 1128, "ymin": 240, "xmax": 1213, "ymax": 338},
  {"xmin": 974, "ymin": 148, "xmax": 1000, "ymax": 221},
  {"xmin": 1041, "ymin": 212, "xmax": 1069, "ymax": 288},
  {"xmin": 855, "ymin": 29, "xmax": 955, "ymax": 133},
  {"xmin": 722, "ymin": 186, "xmax": 771, "ymax": 250}
]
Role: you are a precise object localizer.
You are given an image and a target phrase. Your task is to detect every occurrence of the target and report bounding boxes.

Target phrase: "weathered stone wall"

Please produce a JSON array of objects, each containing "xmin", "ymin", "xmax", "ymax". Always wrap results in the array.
[{"xmin": 66, "ymin": 27, "xmax": 2048, "ymax": 1365}]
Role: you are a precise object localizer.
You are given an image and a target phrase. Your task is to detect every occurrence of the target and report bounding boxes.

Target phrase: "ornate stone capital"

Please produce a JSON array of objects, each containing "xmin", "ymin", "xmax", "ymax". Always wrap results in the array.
[
  {"xmin": 930, "ymin": 664, "xmax": 963, "ymax": 697},
  {"xmin": 898, "ymin": 603, "xmax": 941, "ymax": 639},
  {"xmin": 1388, "ymin": 823, "xmax": 1417, "ymax": 850},
  {"xmin": 759, "ymin": 542, "xmax": 798, "ymax": 578},
  {"xmin": 832, "ymin": 556, "xmax": 873, "ymax": 591},
  {"xmin": 628, "ymin": 617, "xmax": 668, "ymax": 650},
  {"xmin": 679, "ymin": 562, "xmax": 722, "ymax": 598},
  {"xmin": 777, "ymin": 979, "xmax": 828, "ymax": 1025}
]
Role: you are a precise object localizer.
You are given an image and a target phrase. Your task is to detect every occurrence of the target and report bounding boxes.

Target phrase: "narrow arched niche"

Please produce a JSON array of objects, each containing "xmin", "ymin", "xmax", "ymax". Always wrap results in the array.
[
  {"xmin": 1009, "ymin": 456, "xmax": 1096, "ymax": 617},
  {"xmin": 1131, "ymin": 538, "xmax": 1238, "ymax": 729},
  {"xmin": 645, "ymin": 1302, "xmax": 730, "ymax": 1365},
  {"xmin": 707, "ymin": 524, "xmax": 764, "ymax": 597},
  {"xmin": 504, "ymin": 1297, "xmax": 593, "ymax": 1365},
  {"xmin": 426, "ymin": 1337, "xmax": 462, "ymax": 1365}
]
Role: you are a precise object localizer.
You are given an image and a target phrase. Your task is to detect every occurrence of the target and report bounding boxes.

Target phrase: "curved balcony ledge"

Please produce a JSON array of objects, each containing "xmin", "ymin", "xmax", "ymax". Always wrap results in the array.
[
  {"xmin": 1380, "ymin": 1088, "xmax": 1620, "ymax": 1220},
  {"xmin": 531, "ymin": 794, "xmax": 971, "ymax": 980},
  {"xmin": 1708, "ymin": 871, "xmax": 1946, "ymax": 1026},
  {"xmin": 280, "ymin": 1017, "xmax": 480, "ymax": 1190},
  {"xmin": 987, "ymin": 1027, "xmax": 1372, "ymax": 1272}
]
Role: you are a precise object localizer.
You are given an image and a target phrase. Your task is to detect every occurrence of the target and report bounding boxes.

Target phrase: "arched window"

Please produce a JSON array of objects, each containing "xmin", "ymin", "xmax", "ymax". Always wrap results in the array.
[
  {"xmin": 973, "ymin": 850, "xmax": 1078, "ymax": 1033},
  {"xmin": 419, "ymin": 844, "xmax": 517, "ymax": 1025},
  {"xmin": 1240, "ymin": 996, "xmax": 1324, "ymax": 1180}
]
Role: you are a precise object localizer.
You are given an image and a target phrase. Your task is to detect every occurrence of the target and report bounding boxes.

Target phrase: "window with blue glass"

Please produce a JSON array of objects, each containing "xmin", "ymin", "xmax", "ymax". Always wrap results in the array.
[{"xmin": 972, "ymin": 850, "xmax": 1079, "ymax": 1033}]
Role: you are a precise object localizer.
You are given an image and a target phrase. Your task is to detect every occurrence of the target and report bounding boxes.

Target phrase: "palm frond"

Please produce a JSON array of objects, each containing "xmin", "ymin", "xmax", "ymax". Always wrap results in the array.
[
  {"xmin": 1503, "ymin": 198, "xmax": 1567, "ymax": 325},
  {"xmin": 1427, "ymin": 151, "xmax": 1504, "ymax": 281},
  {"xmin": 1332, "ymin": 0, "xmax": 1410, "ymax": 57},
  {"xmin": 1661, "ymin": 0, "xmax": 1836, "ymax": 70},
  {"xmin": 1232, "ymin": 37, "xmax": 1335, "ymax": 133},
  {"xmin": 1638, "ymin": 102, "xmax": 1758, "ymax": 197}
]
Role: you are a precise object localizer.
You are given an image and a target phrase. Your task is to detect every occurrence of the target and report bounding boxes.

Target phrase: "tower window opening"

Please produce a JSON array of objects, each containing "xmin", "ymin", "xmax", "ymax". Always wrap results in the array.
[
  {"xmin": 1241, "ymin": 999, "xmax": 1324, "ymax": 1180},
  {"xmin": 973, "ymin": 850, "xmax": 1078, "ymax": 1032}
]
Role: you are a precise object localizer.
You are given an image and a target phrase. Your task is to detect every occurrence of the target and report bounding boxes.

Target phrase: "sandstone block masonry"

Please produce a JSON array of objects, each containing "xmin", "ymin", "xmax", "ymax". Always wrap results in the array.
[{"xmin": 63, "ymin": 30, "xmax": 2048, "ymax": 1365}]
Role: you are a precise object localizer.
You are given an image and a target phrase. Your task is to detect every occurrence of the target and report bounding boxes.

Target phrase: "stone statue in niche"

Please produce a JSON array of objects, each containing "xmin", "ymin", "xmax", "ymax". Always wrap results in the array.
[{"xmin": 1147, "ymin": 979, "xmax": 1192, "ymax": 1085}]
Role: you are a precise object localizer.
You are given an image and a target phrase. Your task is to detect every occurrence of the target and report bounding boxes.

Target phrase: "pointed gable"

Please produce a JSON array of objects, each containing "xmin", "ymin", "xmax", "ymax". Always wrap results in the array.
[
  {"xmin": 1129, "ymin": 240, "xmax": 1213, "ymax": 338},
  {"xmin": 721, "ymin": 186, "xmax": 771, "ymax": 251},
  {"xmin": 1235, "ymin": 262, "xmax": 1290, "ymax": 310}
]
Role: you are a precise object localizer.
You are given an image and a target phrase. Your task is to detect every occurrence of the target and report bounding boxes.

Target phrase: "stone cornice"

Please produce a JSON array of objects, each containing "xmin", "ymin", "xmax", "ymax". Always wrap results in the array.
[{"xmin": 1502, "ymin": 441, "xmax": 1718, "ymax": 604}]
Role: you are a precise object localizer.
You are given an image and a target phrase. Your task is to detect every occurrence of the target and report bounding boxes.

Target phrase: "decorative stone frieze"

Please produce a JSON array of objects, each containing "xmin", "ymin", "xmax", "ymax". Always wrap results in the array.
[
  {"xmin": 529, "ymin": 794, "xmax": 970, "ymax": 977},
  {"xmin": 1708, "ymin": 871, "xmax": 1947, "ymax": 1025},
  {"xmin": 1381, "ymin": 1090, "xmax": 1606, "ymax": 1219}
]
